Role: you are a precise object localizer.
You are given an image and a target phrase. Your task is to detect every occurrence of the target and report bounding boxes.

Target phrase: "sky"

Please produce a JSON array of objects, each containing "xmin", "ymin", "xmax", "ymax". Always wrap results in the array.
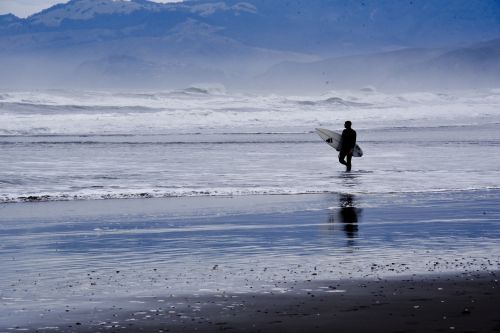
[{"xmin": 0, "ymin": 0, "xmax": 182, "ymax": 18}]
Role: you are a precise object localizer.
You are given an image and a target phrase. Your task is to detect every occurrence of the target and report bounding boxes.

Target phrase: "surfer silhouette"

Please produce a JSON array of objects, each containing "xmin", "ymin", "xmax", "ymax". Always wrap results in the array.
[
  {"xmin": 317, "ymin": 122, "xmax": 361, "ymax": 170},
  {"xmin": 338, "ymin": 121, "xmax": 356, "ymax": 171}
]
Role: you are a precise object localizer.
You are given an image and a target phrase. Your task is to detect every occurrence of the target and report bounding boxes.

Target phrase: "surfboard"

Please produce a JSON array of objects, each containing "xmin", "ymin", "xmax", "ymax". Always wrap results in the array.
[{"xmin": 315, "ymin": 128, "xmax": 363, "ymax": 157}]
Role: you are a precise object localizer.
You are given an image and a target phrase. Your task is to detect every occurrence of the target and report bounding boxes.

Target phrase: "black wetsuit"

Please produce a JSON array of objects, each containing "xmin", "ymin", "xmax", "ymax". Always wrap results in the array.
[{"xmin": 339, "ymin": 128, "xmax": 356, "ymax": 171}]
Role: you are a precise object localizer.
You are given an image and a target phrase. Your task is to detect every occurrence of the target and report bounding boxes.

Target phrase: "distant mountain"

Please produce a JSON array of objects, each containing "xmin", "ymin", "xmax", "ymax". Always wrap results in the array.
[
  {"xmin": 2, "ymin": 0, "xmax": 500, "ymax": 54},
  {"xmin": 1, "ymin": 0, "xmax": 499, "ymax": 90},
  {"xmin": 0, "ymin": 14, "xmax": 20, "ymax": 25},
  {"xmin": 393, "ymin": 38, "xmax": 500, "ymax": 90},
  {"xmin": 260, "ymin": 39, "xmax": 500, "ymax": 92}
]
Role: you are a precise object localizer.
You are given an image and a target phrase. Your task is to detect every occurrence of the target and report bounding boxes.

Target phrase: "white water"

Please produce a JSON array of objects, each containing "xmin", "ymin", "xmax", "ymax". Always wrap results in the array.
[{"xmin": 1, "ymin": 87, "xmax": 500, "ymax": 202}]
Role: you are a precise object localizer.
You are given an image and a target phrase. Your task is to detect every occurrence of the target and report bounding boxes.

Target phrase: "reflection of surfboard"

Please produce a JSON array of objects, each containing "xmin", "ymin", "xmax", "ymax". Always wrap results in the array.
[{"xmin": 315, "ymin": 128, "xmax": 363, "ymax": 157}]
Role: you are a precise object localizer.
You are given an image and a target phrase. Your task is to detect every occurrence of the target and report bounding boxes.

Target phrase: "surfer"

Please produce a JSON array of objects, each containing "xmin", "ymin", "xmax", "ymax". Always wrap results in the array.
[
  {"xmin": 338, "ymin": 121, "xmax": 356, "ymax": 171},
  {"xmin": 317, "ymin": 124, "xmax": 362, "ymax": 168}
]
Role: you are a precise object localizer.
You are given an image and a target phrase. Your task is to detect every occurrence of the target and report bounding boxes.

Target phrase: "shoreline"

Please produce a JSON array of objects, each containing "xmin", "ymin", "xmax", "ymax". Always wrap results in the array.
[
  {"xmin": 1, "ymin": 187, "xmax": 499, "ymax": 219},
  {"xmin": 2, "ymin": 186, "xmax": 499, "ymax": 205}
]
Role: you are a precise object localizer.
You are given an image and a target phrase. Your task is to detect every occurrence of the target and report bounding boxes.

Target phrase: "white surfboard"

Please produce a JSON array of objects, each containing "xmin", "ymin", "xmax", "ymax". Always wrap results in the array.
[{"xmin": 315, "ymin": 128, "xmax": 363, "ymax": 157}]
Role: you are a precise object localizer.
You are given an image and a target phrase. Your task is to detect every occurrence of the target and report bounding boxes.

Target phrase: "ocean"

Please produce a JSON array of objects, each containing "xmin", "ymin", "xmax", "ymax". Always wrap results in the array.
[{"xmin": 1, "ymin": 87, "xmax": 499, "ymax": 202}]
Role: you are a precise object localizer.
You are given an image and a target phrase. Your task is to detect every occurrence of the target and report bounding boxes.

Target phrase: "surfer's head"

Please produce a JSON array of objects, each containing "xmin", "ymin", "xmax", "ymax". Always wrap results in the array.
[{"xmin": 344, "ymin": 121, "xmax": 352, "ymax": 129}]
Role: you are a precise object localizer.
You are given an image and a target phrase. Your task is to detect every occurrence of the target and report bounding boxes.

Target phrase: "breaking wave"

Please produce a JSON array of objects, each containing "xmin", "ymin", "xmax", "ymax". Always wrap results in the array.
[
  {"xmin": 0, "ymin": 102, "xmax": 162, "ymax": 114},
  {"xmin": 295, "ymin": 96, "xmax": 372, "ymax": 107}
]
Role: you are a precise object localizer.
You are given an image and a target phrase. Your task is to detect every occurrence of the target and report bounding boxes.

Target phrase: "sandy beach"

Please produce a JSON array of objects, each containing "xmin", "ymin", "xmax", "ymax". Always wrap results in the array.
[
  {"xmin": 1, "ymin": 190, "xmax": 499, "ymax": 332},
  {"xmin": 27, "ymin": 272, "xmax": 498, "ymax": 333}
]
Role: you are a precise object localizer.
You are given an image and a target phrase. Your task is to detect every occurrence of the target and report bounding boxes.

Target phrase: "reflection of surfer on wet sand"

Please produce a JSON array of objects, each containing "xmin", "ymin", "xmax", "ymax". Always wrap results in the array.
[
  {"xmin": 338, "ymin": 194, "xmax": 360, "ymax": 239},
  {"xmin": 328, "ymin": 194, "xmax": 362, "ymax": 246}
]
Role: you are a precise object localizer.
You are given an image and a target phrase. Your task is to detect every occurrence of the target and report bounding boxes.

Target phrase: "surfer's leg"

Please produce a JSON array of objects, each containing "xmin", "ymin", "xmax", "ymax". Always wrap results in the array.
[
  {"xmin": 346, "ymin": 153, "xmax": 352, "ymax": 171},
  {"xmin": 338, "ymin": 151, "xmax": 347, "ymax": 166}
]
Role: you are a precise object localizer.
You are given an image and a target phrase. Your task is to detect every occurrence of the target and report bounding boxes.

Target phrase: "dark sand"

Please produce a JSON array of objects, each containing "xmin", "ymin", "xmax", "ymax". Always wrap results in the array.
[{"xmin": 10, "ymin": 272, "xmax": 498, "ymax": 333}]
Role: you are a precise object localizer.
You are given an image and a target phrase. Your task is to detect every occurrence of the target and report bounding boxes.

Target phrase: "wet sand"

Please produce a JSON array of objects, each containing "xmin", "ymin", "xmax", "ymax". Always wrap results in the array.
[
  {"xmin": 6, "ymin": 272, "xmax": 499, "ymax": 333},
  {"xmin": 1, "ymin": 191, "xmax": 499, "ymax": 332}
]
